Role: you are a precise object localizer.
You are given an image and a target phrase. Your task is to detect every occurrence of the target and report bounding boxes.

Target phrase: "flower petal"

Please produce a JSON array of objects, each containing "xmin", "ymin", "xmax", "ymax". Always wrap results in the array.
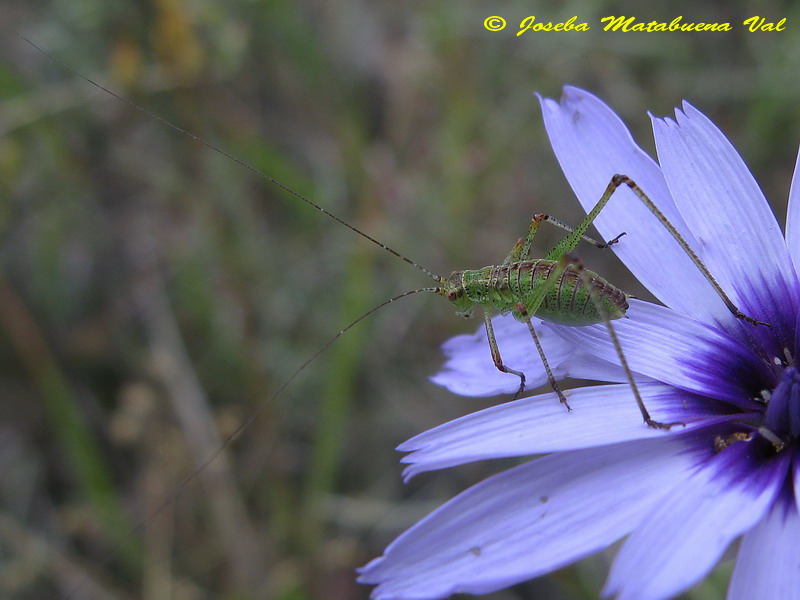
[
  {"xmin": 785, "ymin": 143, "xmax": 800, "ymax": 268},
  {"xmin": 727, "ymin": 497, "xmax": 800, "ymax": 600},
  {"xmin": 604, "ymin": 441, "xmax": 790, "ymax": 600},
  {"xmin": 539, "ymin": 87, "xmax": 726, "ymax": 323},
  {"xmin": 431, "ymin": 314, "xmax": 598, "ymax": 397},
  {"xmin": 400, "ymin": 383, "xmax": 724, "ymax": 480},
  {"xmin": 652, "ymin": 102, "xmax": 800, "ymax": 340},
  {"xmin": 360, "ymin": 437, "xmax": 700, "ymax": 600},
  {"xmin": 551, "ymin": 300, "xmax": 771, "ymax": 407}
]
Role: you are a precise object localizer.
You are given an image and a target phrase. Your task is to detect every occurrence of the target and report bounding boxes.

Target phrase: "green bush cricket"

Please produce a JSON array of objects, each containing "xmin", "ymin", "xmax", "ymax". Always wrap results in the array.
[
  {"xmin": 436, "ymin": 172, "xmax": 767, "ymax": 429},
  {"xmin": 21, "ymin": 32, "xmax": 768, "ymax": 430},
  {"xmin": 13, "ymin": 32, "xmax": 770, "ymax": 597},
  {"xmin": 16, "ymin": 32, "xmax": 771, "ymax": 448}
]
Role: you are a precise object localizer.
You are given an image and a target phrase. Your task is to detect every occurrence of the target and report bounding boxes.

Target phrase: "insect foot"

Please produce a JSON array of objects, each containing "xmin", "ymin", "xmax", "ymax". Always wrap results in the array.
[
  {"xmin": 597, "ymin": 231, "xmax": 627, "ymax": 248},
  {"xmin": 647, "ymin": 418, "xmax": 686, "ymax": 431}
]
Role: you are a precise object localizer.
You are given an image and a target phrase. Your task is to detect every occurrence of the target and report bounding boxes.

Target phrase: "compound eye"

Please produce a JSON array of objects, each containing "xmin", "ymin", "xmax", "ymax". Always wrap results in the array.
[{"xmin": 447, "ymin": 290, "xmax": 458, "ymax": 301}]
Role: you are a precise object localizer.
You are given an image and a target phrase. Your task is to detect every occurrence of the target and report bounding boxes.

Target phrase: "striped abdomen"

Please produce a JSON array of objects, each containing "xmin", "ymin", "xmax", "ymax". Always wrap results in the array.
[{"xmin": 456, "ymin": 259, "xmax": 629, "ymax": 326}]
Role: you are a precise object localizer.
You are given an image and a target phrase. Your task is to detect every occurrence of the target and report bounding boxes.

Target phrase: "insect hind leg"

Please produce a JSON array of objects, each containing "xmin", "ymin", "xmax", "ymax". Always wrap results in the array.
[
  {"xmin": 610, "ymin": 174, "xmax": 768, "ymax": 328},
  {"xmin": 564, "ymin": 251, "xmax": 683, "ymax": 430}
]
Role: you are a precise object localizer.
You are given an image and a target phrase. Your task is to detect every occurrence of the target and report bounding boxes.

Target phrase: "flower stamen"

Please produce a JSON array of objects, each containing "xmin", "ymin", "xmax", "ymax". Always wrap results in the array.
[
  {"xmin": 713, "ymin": 431, "xmax": 752, "ymax": 453},
  {"xmin": 784, "ymin": 347, "xmax": 795, "ymax": 367},
  {"xmin": 757, "ymin": 426, "xmax": 786, "ymax": 452}
]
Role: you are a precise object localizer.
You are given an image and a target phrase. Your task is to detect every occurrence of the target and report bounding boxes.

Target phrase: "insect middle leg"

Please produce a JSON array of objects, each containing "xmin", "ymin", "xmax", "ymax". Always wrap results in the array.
[
  {"xmin": 487, "ymin": 252, "xmax": 583, "ymax": 407},
  {"xmin": 490, "ymin": 203, "xmax": 627, "ymax": 401},
  {"xmin": 503, "ymin": 252, "xmax": 594, "ymax": 411},
  {"xmin": 512, "ymin": 302, "xmax": 571, "ymax": 410}
]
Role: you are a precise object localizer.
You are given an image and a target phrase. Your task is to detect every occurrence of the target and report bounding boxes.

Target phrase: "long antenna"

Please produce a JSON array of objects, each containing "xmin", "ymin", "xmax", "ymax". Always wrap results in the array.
[
  {"xmin": 55, "ymin": 284, "xmax": 439, "ymax": 599},
  {"xmin": 151, "ymin": 286, "xmax": 439, "ymax": 515},
  {"xmin": 14, "ymin": 32, "xmax": 450, "ymax": 597},
  {"xmin": 14, "ymin": 30, "xmax": 445, "ymax": 285}
]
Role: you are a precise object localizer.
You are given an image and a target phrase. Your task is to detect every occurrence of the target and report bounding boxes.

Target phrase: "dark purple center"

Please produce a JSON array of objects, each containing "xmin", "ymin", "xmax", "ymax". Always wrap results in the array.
[{"xmin": 765, "ymin": 365, "xmax": 800, "ymax": 441}]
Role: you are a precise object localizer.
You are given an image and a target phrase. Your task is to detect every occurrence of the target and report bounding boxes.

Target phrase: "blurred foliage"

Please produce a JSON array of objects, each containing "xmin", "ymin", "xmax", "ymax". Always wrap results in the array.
[{"xmin": 1, "ymin": 0, "xmax": 799, "ymax": 598}]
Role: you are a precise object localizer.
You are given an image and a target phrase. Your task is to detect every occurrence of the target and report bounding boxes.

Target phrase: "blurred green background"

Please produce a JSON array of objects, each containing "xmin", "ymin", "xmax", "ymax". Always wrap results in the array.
[{"xmin": 2, "ymin": 1, "xmax": 800, "ymax": 598}]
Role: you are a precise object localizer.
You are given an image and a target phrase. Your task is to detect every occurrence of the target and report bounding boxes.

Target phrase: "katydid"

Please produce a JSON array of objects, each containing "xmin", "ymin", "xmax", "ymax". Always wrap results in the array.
[
  {"xmin": 436, "ymin": 173, "xmax": 768, "ymax": 430},
  {"xmin": 16, "ymin": 35, "xmax": 776, "ymax": 600},
  {"xmin": 15, "ymin": 32, "xmax": 767, "ymax": 435}
]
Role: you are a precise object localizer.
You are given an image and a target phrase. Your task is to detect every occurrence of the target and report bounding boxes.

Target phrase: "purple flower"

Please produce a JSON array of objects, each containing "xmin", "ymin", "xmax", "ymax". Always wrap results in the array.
[{"xmin": 358, "ymin": 87, "xmax": 800, "ymax": 600}]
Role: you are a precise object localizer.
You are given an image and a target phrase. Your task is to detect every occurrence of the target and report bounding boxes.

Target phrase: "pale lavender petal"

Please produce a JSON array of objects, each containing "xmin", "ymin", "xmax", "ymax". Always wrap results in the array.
[
  {"xmin": 557, "ymin": 350, "xmax": 635, "ymax": 383},
  {"xmin": 727, "ymin": 498, "xmax": 800, "ymax": 600},
  {"xmin": 539, "ymin": 87, "xmax": 726, "ymax": 323},
  {"xmin": 360, "ymin": 437, "xmax": 700, "ymax": 600},
  {"xmin": 432, "ymin": 312, "xmax": 660, "ymax": 399},
  {"xmin": 786, "ymin": 143, "xmax": 800, "ymax": 268},
  {"xmin": 652, "ymin": 103, "xmax": 800, "ymax": 337},
  {"xmin": 605, "ymin": 442, "xmax": 790, "ymax": 600},
  {"xmin": 552, "ymin": 300, "xmax": 770, "ymax": 407},
  {"xmin": 400, "ymin": 383, "xmax": 732, "ymax": 480},
  {"xmin": 431, "ymin": 314, "xmax": 589, "ymax": 397}
]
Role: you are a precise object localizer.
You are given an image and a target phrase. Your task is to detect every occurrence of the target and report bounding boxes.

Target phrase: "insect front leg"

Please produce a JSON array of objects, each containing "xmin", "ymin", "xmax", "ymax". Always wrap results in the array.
[
  {"xmin": 540, "ymin": 215, "xmax": 626, "ymax": 250},
  {"xmin": 504, "ymin": 213, "xmax": 625, "ymax": 265},
  {"xmin": 545, "ymin": 177, "xmax": 630, "ymax": 260},
  {"xmin": 483, "ymin": 310, "xmax": 526, "ymax": 399},
  {"xmin": 503, "ymin": 214, "xmax": 545, "ymax": 264}
]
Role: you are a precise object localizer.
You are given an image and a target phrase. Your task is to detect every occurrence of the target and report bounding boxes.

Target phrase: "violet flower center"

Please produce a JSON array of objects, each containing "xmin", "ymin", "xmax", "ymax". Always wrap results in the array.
[{"xmin": 764, "ymin": 364, "xmax": 800, "ymax": 444}]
